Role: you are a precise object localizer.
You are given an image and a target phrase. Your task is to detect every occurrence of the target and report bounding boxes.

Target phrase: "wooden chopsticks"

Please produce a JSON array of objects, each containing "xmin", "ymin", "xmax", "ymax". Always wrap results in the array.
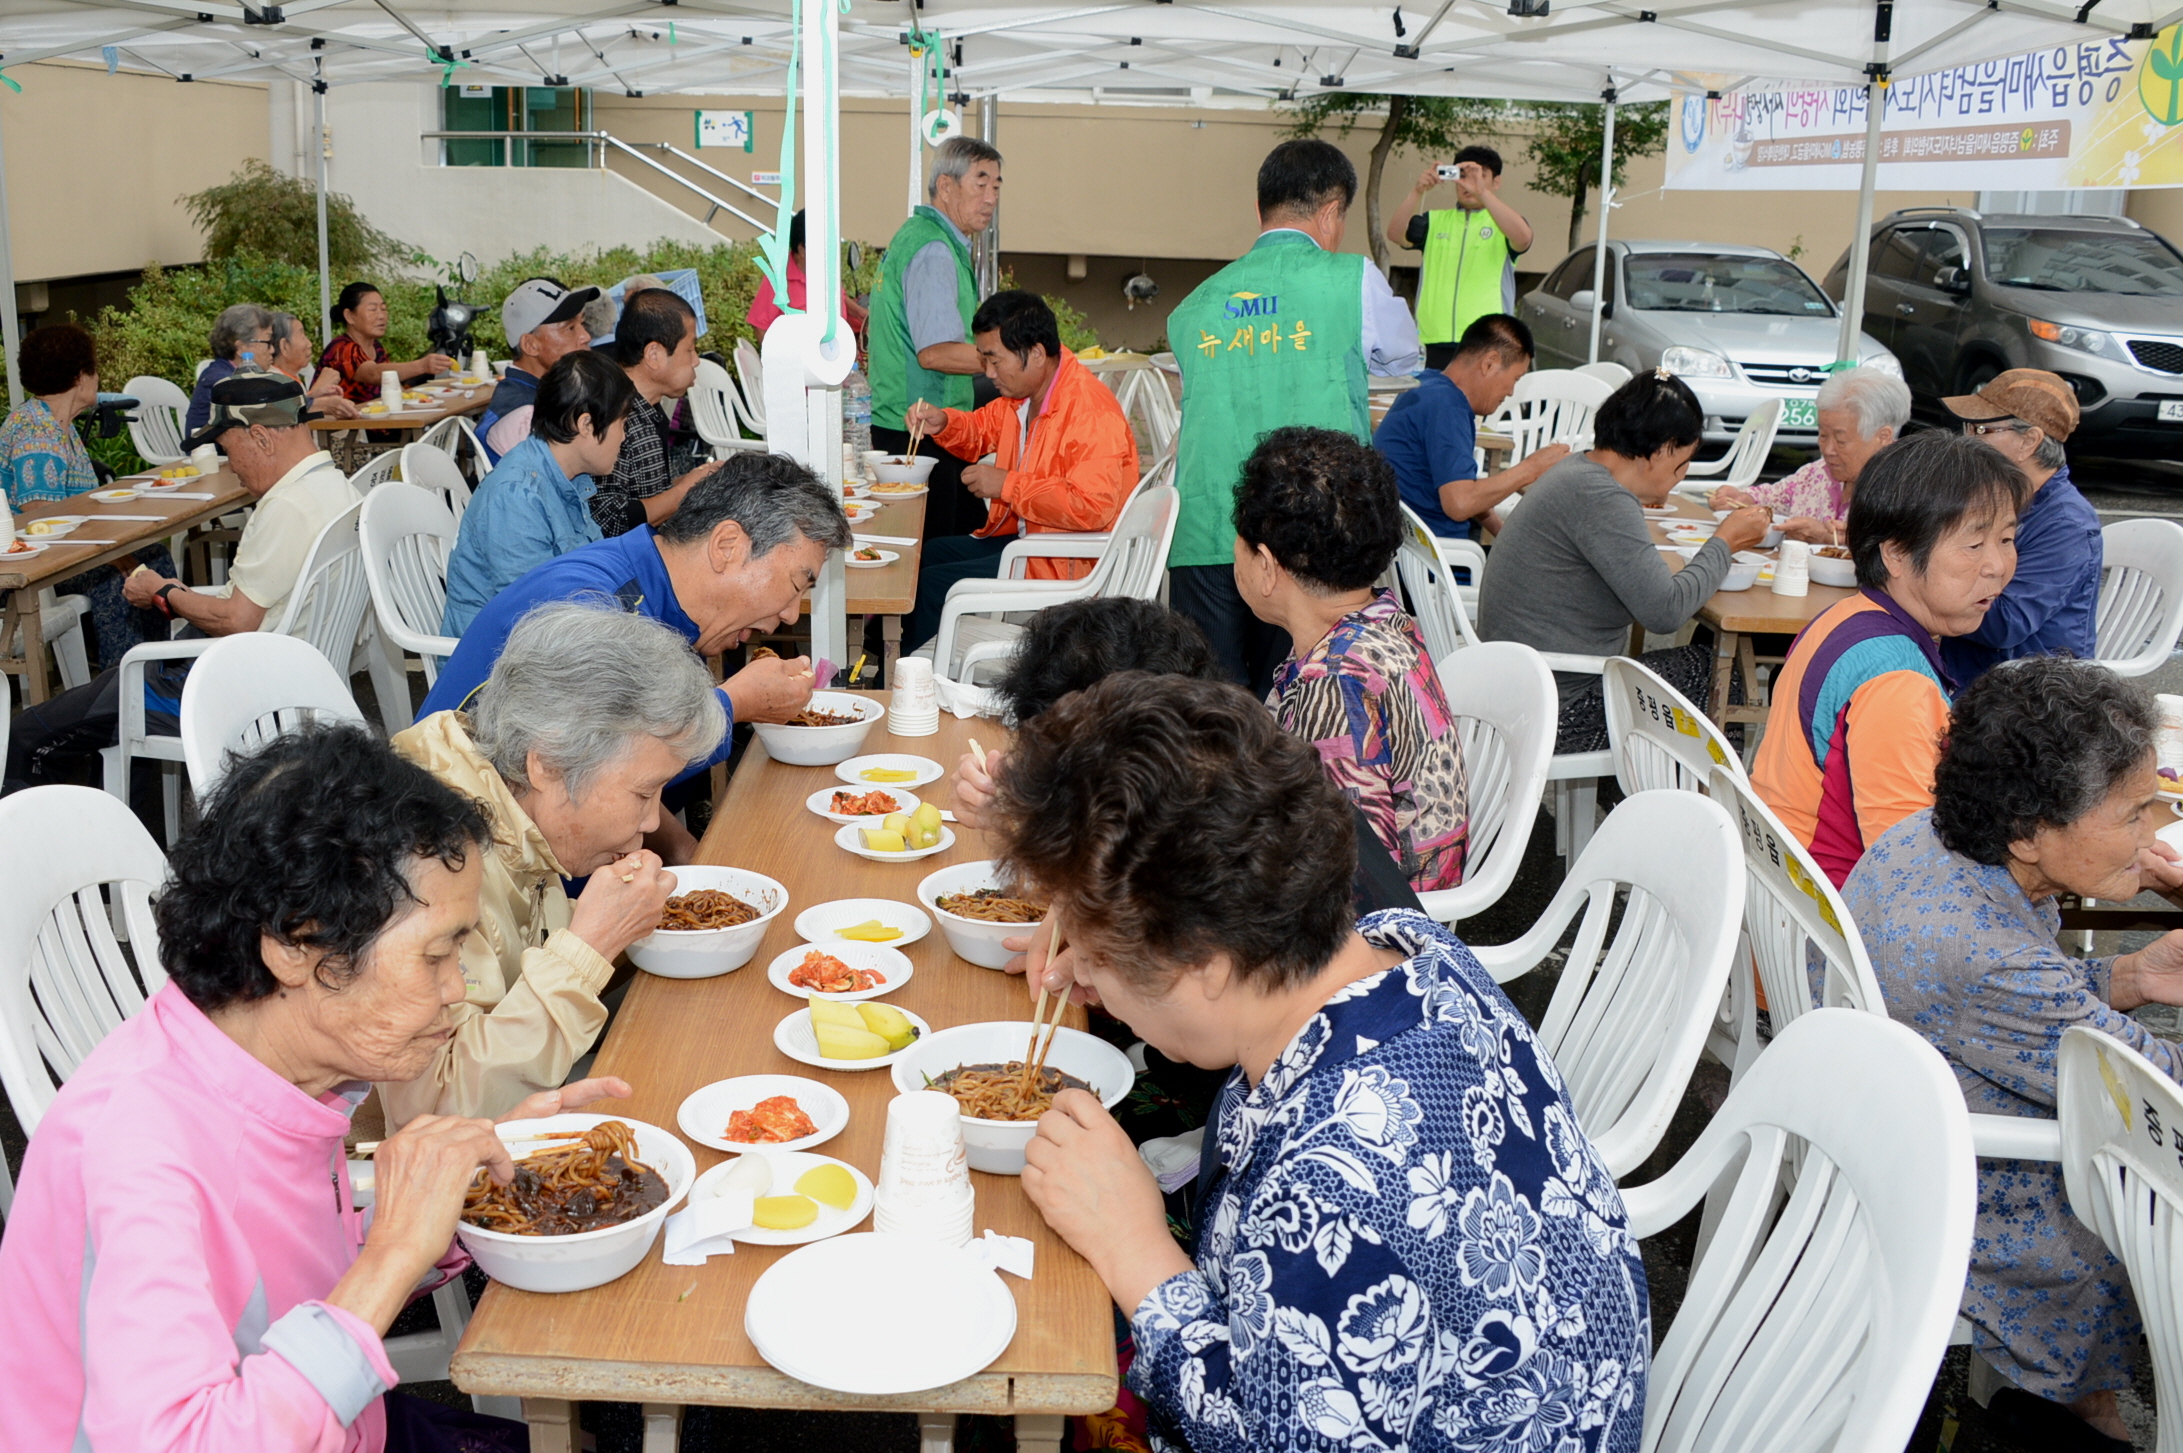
[
  {"xmin": 905, "ymin": 397, "xmax": 929, "ymax": 459},
  {"xmin": 1020, "ymin": 915, "xmax": 1069, "ymax": 1095}
]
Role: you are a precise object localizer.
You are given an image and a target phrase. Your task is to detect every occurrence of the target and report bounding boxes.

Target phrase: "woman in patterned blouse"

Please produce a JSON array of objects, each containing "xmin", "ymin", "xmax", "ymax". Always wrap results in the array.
[
  {"xmin": 1708, "ymin": 366, "xmax": 1909, "ymax": 546},
  {"xmin": 316, "ymin": 281, "xmax": 451, "ymax": 405},
  {"xmin": 1001, "ymin": 674, "xmax": 1649, "ymax": 1453},
  {"xmin": 1844, "ymin": 657, "xmax": 2183, "ymax": 1452},
  {"xmin": 1232, "ymin": 427, "xmax": 1469, "ymax": 894}
]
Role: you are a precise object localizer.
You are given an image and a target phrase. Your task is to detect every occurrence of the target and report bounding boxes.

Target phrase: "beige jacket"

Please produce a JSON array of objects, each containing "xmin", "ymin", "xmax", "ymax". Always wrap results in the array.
[{"xmin": 379, "ymin": 711, "xmax": 616, "ymax": 1126}]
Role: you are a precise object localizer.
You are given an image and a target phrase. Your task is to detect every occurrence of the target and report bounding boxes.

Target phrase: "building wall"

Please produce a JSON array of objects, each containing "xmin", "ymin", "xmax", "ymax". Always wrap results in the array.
[{"xmin": 0, "ymin": 62, "xmax": 268, "ymax": 284}]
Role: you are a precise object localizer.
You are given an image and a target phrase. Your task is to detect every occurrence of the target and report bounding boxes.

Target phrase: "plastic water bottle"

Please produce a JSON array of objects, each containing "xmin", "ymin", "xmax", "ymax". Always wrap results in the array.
[{"xmin": 842, "ymin": 369, "xmax": 873, "ymax": 453}]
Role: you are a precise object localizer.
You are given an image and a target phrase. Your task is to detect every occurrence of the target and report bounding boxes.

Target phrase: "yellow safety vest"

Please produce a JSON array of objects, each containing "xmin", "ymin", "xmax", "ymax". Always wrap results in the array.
[{"xmin": 1416, "ymin": 207, "xmax": 1513, "ymax": 347}]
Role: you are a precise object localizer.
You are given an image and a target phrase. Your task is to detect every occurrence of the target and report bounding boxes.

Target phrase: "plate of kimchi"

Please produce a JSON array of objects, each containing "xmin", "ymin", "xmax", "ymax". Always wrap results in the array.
[
  {"xmin": 764, "ymin": 941, "xmax": 914, "ymax": 1003},
  {"xmin": 677, "ymin": 1073, "xmax": 849, "ymax": 1155}
]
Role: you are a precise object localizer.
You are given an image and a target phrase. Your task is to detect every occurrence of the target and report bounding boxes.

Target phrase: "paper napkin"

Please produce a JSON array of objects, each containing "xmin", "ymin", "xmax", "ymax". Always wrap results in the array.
[
  {"xmin": 963, "ymin": 1229, "xmax": 1035, "ymax": 1280},
  {"xmin": 662, "ymin": 1190, "xmax": 755, "ymax": 1265}
]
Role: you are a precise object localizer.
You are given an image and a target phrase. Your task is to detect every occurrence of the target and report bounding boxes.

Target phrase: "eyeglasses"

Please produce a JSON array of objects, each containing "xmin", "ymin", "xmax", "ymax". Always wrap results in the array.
[{"xmin": 1960, "ymin": 420, "xmax": 2030, "ymax": 437}]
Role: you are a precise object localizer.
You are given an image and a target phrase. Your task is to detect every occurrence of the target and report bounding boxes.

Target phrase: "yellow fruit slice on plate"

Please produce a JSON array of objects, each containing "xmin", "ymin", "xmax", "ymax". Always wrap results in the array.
[
  {"xmin": 794, "ymin": 1164, "xmax": 858, "ymax": 1209},
  {"xmin": 813, "ymin": 1022, "xmax": 892, "ymax": 1060},
  {"xmin": 836, "ymin": 920, "xmax": 903, "ymax": 942},
  {"xmin": 859, "ymin": 768, "xmax": 919, "ymax": 783},
  {"xmin": 753, "ymin": 1195, "xmax": 818, "ymax": 1230}
]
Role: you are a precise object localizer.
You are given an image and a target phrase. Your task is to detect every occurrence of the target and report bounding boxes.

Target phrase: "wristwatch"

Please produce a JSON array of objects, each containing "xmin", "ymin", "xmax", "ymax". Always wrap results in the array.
[{"xmin": 154, "ymin": 582, "xmax": 182, "ymax": 618}]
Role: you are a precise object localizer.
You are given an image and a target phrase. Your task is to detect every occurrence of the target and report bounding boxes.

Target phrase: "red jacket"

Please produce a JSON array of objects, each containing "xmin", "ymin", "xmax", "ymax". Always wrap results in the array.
[{"xmin": 933, "ymin": 348, "xmax": 1140, "ymax": 581}]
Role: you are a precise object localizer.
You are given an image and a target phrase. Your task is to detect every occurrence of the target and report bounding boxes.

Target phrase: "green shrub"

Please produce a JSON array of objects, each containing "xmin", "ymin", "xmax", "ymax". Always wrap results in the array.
[{"xmin": 183, "ymin": 160, "xmax": 412, "ymax": 274}]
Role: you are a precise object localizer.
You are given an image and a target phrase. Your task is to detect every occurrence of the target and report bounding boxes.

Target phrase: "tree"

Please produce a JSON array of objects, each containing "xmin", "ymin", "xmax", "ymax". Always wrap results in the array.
[
  {"xmin": 1282, "ymin": 93, "xmax": 1513, "ymax": 271},
  {"xmin": 1525, "ymin": 101, "xmax": 1670, "ymax": 253},
  {"xmin": 181, "ymin": 160, "xmax": 414, "ymax": 274}
]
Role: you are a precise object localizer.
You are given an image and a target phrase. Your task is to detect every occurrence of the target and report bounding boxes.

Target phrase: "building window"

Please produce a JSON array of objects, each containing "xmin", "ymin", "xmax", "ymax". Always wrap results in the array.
[{"xmin": 440, "ymin": 86, "xmax": 593, "ymax": 167}]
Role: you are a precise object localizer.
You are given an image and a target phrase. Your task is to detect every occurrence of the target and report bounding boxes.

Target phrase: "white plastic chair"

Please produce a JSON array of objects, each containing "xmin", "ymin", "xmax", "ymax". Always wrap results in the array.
[
  {"xmin": 192, "ymin": 359, "xmax": 213, "ymax": 382},
  {"xmin": 5, "ymin": 589, "xmax": 92, "ymax": 694},
  {"xmin": 997, "ymin": 440, "xmax": 1174, "ymax": 582},
  {"xmin": 1602, "ymin": 655, "xmax": 1748, "ymax": 796},
  {"xmin": 927, "ymin": 484, "xmax": 1180, "ymax": 685},
  {"xmin": 348, "ymin": 449, "xmax": 404, "ymax": 494},
  {"xmin": 1543, "ymin": 646, "xmax": 1614, "ymax": 865},
  {"xmin": 1469, "ymin": 788, "xmax": 1744, "ymax": 1177},
  {"xmin": 123, "ymin": 376, "xmax": 190, "ymax": 466},
  {"xmin": 1505, "ymin": 369, "xmax": 1612, "ymax": 459},
  {"xmin": 733, "ymin": 339, "xmax": 767, "ymax": 433},
  {"xmin": 1575, "ymin": 360, "xmax": 1633, "ymax": 388},
  {"xmin": 1681, "ymin": 397, "xmax": 1783, "ymax": 495},
  {"xmin": 361, "ymin": 483, "xmax": 461, "ymax": 686},
  {"xmin": 417, "ymin": 413, "xmax": 487, "ymax": 482},
  {"xmin": 1416, "ymin": 642, "xmax": 1554, "ymax": 928},
  {"xmin": 1622, "ymin": 1008, "xmax": 1975, "ymax": 1453},
  {"xmin": 1394, "ymin": 506, "xmax": 1484, "ymax": 659},
  {"xmin": 179, "ymin": 633, "xmax": 366, "ymax": 798},
  {"xmin": 2094, "ymin": 518, "xmax": 2183, "ymax": 677},
  {"xmin": 0, "ymin": 785, "xmax": 167, "ymax": 1213},
  {"xmin": 689, "ymin": 358, "xmax": 768, "ymax": 459},
  {"xmin": 400, "ymin": 441, "xmax": 474, "ymax": 522},
  {"xmin": 2059, "ymin": 1024, "xmax": 2183, "ymax": 1453}
]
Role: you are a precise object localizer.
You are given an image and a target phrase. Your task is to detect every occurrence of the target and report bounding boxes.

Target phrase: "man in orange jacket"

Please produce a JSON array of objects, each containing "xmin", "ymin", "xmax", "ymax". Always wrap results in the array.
[{"xmin": 902, "ymin": 290, "xmax": 1140, "ymax": 650}]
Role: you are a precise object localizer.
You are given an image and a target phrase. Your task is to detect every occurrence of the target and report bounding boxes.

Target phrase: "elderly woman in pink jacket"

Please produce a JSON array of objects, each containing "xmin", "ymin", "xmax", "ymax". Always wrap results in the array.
[{"xmin": 0, "ymin": 724, "xmax": 633, "ymax": 1453}]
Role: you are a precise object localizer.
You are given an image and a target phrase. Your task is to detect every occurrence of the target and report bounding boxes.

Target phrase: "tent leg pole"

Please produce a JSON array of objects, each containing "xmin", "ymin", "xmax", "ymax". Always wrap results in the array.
[
  {"xmin": 315, "ymin": 72, "xmax": 332, "ymax": 345},
  {"xmin": 1585, "ymin": 88, "xmax": 1617, "ymax": 367},
  {"xmin": 0, "ymin": 92, "xmax": 22, "ymax": 409},
  {"xmin": 1837, "ymin": 76, "xmax": 1887, "ymax": 365},
  {"xmin": 977, "ymin": 95, "xmax": 1000, "ymax": 296},
  {"xmin": 907, "ymin": 42, "xmax": 922, "ymax": 218}
]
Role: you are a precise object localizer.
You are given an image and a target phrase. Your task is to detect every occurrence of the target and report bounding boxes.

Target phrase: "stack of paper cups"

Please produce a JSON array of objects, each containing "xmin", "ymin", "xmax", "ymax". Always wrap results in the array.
[
  {"xmin": 2156, "ymin": 694, "xmax": 2183, "ymax": 772},
  {"xmin": 380, "ymin": 369, "xmax": 403, "ymax": 411},
  {"xmin": 191, "ymin": 443, "xmax": 220, "ymax": 473},
  {"xmin": 872, "ymin": 1090, "xmax": 974, "ymax": 1246},
  {"xmin": 891, "ymin": 655, "xmax": 939, "ymax": 736},
  {"xmin": 1773, "ymin": 539, "xmax": 1810, "ymax": 597},
  {"xmin": 470, "ymin": 348, "xmax": 490, "ymax": 379}
]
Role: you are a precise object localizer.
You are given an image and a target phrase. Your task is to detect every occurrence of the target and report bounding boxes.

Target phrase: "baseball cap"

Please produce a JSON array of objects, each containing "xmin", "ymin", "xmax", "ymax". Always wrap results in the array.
[
  {"xmin": 179, "ymin": 370, "xmax": 321, "ymax": 452},
  {"xmin": 502, "ymin": 278, "xmax": 601, "ymax": 347},
  {"xmin": 1941, "ymin": 368, "xmax": 2079, "ymax": 443}
]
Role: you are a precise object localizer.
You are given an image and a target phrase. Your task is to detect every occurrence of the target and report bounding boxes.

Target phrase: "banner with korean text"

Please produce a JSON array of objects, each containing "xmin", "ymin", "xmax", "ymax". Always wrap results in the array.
[{"xmin": 1665, "ymin": 28, "xmax": 2183, "ymax": 190}]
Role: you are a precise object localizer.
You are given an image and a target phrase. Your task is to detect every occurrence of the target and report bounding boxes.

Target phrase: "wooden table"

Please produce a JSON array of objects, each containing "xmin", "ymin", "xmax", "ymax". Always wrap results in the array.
[
  {"xmin": 2, "ymin": 470, "xmax": 252, "ymax": 703},
  {"xmin": 451, "ymin": 703, "xmax": 1118, "ymax": 1453},
  {"xmin": 311, "ymin": 382, "xmax": 490, "ymax": 470},
  {"xmin": 1647, "ymin": 493, "xmax": 1856, "ymax": 728},
  {"xmin": 817, "ymin": 493, "xmax": 926, "ymax": 679}
]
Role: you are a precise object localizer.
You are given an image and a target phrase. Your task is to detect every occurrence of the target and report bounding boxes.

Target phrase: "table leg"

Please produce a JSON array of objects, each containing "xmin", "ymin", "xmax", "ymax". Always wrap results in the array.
[
  {"xmin": 521, "ymin": 1398, "xmax": 577, "ymax": 1453},
  {"xmin": 918, "ymin": 1411, "xmax": 957, "ymax": 1453},
  {"xmin": 1706, "ymin": 628, "xmax": 1740, "ymax": 724},
  {"xmin": 5, "ymin": 590, "xmax": 50, "ymax": 704},
  {"xmin": 1015, "ymin": 1413, "xmax": 1067, "ymax": 1453},
  {"xmin": 639, "ymin": 1402, "xmax": 682, "ymax": 1453},
  {"xmin": 882, "ymin": 614, "xmax": 902, "ymax": 685}
]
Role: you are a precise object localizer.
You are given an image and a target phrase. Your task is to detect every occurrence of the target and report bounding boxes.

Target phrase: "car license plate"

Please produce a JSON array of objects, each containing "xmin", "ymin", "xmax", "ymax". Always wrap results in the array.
[
  {"xmin": 1781, "ymin": 399, "xmax": 1818, "ymax": 430},
  {"xmin": 2160, "ymin": 401, "xmax": 2183, "ymax": 423}
]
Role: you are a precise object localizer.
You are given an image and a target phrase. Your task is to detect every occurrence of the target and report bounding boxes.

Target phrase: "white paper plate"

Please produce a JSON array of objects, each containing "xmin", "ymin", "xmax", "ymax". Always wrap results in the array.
[
  {"xmin": 793, "ymin": 897, "xmax": 932, "ymax": 948},
  {"xmin": 774, "ymin": 1005, "xmax": 932, "ymax": 1071},
  {"xmin": 139, "ymin": 477, "xmax": 194, "ymax": 492},
  {"xmin": 836, "ymin": 754, "xmax": 944, "ymax": 789},
  {"xmin": 19, "ymin": 516, "xmax": 81, "ymax": 538},
  {"xmin": 765, "ymin": 941, "xmax": 914, "ymax": 1001},
  {"xmin": 694, "ymin": 1150, "xmax": 875, "ymax": 1247},
  {"xmin": 834, "ymin": 819, "xmax": 955, "ymax": 863},
  {"xmin": 746, "ymin": 1232, "xmax": 1017, "ymax": 1393},
  {"xmin": 677, "ymin": 1074, "xmax": 849, "ymax": 1155},
  {"xmin": 88, "ymin": 488, "xmax": 140, "ymax": 503},
  {"xmin": 2, "ymin": 539, "xmax": 48, "ymax": 559},
  {"xmin": 805, "ymin": 784, "xmax": 921, "ymax": 825},
  {"xmin": 846, "ymin": 548, "xmax": 900, "ymax": 570},
  {"xmin": 865, "ymin": 484, "xmax": 929, "ymax": 500}
]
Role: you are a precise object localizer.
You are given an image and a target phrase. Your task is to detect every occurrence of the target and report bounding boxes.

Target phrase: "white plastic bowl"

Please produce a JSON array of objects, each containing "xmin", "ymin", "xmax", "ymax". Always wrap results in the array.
[
  {"xmin": 628, "ymin": 865, "xmax": 789, "ymax": 978},
  {"xmin": 891, "ymin": 1023, "xmax": 1136, "ymax": 1174},
  {"xmin": 455, "ymin": 1114, "xmax": 695, "ymax": 1293},
  {"xmin": 919, "ymin": 861, "xmax": 1044, "ymax": 970},
  {"xmin": 1721, "ymin": 550, "xmax": 1769, "ymax": 592},
  {"xmin": 872, "ymin": 454, "xmax": 938, "ymax": 485},
  {"xmin": 1809, "ymin": 553, "xmax": 1859, "ymax": 588},
  {"xmin": 751, "ymin": 692, "xmax": 885, "ymax": 767}
]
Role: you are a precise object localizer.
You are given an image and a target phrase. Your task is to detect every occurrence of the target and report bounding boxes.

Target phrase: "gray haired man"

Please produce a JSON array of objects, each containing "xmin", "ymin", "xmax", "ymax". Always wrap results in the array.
[
  {"xmin": 869, "ymin": 134, "xmax": 1002, "ymax": 537},
  {"xmin": 185, "ymin": 302, "xmax": 276, "ymax": 434}
]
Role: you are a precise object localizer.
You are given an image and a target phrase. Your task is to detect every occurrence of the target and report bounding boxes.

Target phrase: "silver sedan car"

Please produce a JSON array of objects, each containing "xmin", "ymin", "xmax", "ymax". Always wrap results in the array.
[{"xmin": 1518, "ymin": 240, "xmax": 1900, "ymax": 449}]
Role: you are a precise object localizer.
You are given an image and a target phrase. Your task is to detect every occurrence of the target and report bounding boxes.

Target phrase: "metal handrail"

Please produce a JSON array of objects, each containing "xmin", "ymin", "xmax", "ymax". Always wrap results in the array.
[{"xmin": 419, "ymin": 130, "xmax": 779, "ymax": 232}]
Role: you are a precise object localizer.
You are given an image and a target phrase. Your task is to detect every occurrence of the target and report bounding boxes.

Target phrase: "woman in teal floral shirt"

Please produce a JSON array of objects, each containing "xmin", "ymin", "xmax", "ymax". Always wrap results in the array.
[
  {"xmin": 1845, "ymin": 657, "xmax": 2183, "ymax": 1452},
  {"xmin": 999, "ymin": 673, "xmax": 1647, "ymax": 1453}
]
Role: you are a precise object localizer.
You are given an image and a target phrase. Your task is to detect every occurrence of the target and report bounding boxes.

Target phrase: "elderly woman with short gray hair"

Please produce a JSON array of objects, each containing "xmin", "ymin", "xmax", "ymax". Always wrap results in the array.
[
  {"xmin": 1710, "ymin": 364, "xmax": 1911, "ymax": 543},
  {"xmin": 382, "ymin": 600, "xmax": 726, "ymax": 1126},
  {"xmin": 1845, "ymin": 657, "xmax": 2183, "ymax": 1450},
  {"xmin": 185, "ymin": 302, "xmax": 277, "ymax": 435}
]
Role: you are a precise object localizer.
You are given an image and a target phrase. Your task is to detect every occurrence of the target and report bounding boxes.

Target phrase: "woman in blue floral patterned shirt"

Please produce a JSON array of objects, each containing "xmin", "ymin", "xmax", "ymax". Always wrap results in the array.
[
  {"xmin": 1845, "ymin": 657, "xmax": 2183, "ymax": 1453},
  {"xmin": 998, "ymin": 673, "xmax": 1648, "ymax": 1453}
]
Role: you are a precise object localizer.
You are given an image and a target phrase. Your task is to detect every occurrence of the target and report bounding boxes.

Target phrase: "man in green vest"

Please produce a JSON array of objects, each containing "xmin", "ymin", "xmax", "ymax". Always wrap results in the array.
[
  {"xmin": 1167, "ymin": 138, "xmax": 1423, "ymax": 692},
  {"xmin": 1388, "ymin": 145, "xmax": 1534, "ymax": 370},
  {"xmin": 869, "ymin": 135, "xmax": 1002, "ymax": 538}
]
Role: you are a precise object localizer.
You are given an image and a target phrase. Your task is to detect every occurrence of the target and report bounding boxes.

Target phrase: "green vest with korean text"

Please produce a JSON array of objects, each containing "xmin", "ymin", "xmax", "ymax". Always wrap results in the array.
[
  {"xmin": 868, "ymin": 206, "xmax": 977, "ymax": 432},
  {"xmin": 1416, "ymin": 207, "xmax": 1513, "ymax": 347},
  {"xmin": 1167, "ymin": 231, "xmax": 1368, "ymax": 569}
]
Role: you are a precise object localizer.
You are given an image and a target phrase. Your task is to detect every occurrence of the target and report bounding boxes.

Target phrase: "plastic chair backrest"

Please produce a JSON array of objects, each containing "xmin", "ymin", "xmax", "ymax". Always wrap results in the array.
[
  {"xmin": 349, "ymin": 450, "xmax": 404, "ymax": 494},
  {"xmin": 416, "ymin": 414, "xmax": 484, "ymax": 481},
  {"xmin": 1508, "ymin": 369, "xmax": 1613, "ymax": 457},
  {"xmin": 1419, "ymin": 642, "xmax": 1554, "ymax": 926},
  {"xmin": 1602, "ymin": 655, "xmax": 1747, "ymax": 796},
  {"xmin": 1394, "ymin": 505, "xmax": 1482, "ymax": 661},
  {"xmin": 400, "ymin": 441, "xmax": 474, "ymax": 521},
  {"xmin": 1575, "ymin": 360, "xmax": 1633, "ymax": 387},
  {"xmin": 2059, "ymin": 1024, "xmax": 2183, "ymax": 1453},
  {"xmin": 2096, "ymin": 517, "xmax": 2183, "ymax": 677},
  {"xmin": 0, "ymin": 786, "xmax": 168, "ymax": 1132},
  {"xmin": 123, "ymin": 375, "xmax": 191, "ymax": 465},
  {"xmin": 1622, "ymin": 1009, "xmax": 1974, "ymax": 1453},
  {"xmin": 180, "ymin": 633, "xmax": 366, "ymax": 795},
  {"xmin": 1509, "ymin": 788, "xmax": 1745, "ymax": 1175},
  {"xmin": 360, "ymin": 483, "xmax": 460, "ymax": 678},
  {"xmin": 1713, "ymin": 398, "xmax": 1784, "ymax": 493},
  {"xmin": 1708, "ymin": 766, "xmax": 1884, "ymax": 1028},
  {"xmin": 734, "ymin": 339, "xmax": 767, "ymax": 430},
  {"xmin": 271, "ymin": 499, "xmax": 373, "ymax": 668},
  {"xmin": 1079, "ymin": 484, "xmax": 1178, "ymax": 602},
  {"xmin": 690, "ymin": 358, "xmax": 743, "ymax": 449}
]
